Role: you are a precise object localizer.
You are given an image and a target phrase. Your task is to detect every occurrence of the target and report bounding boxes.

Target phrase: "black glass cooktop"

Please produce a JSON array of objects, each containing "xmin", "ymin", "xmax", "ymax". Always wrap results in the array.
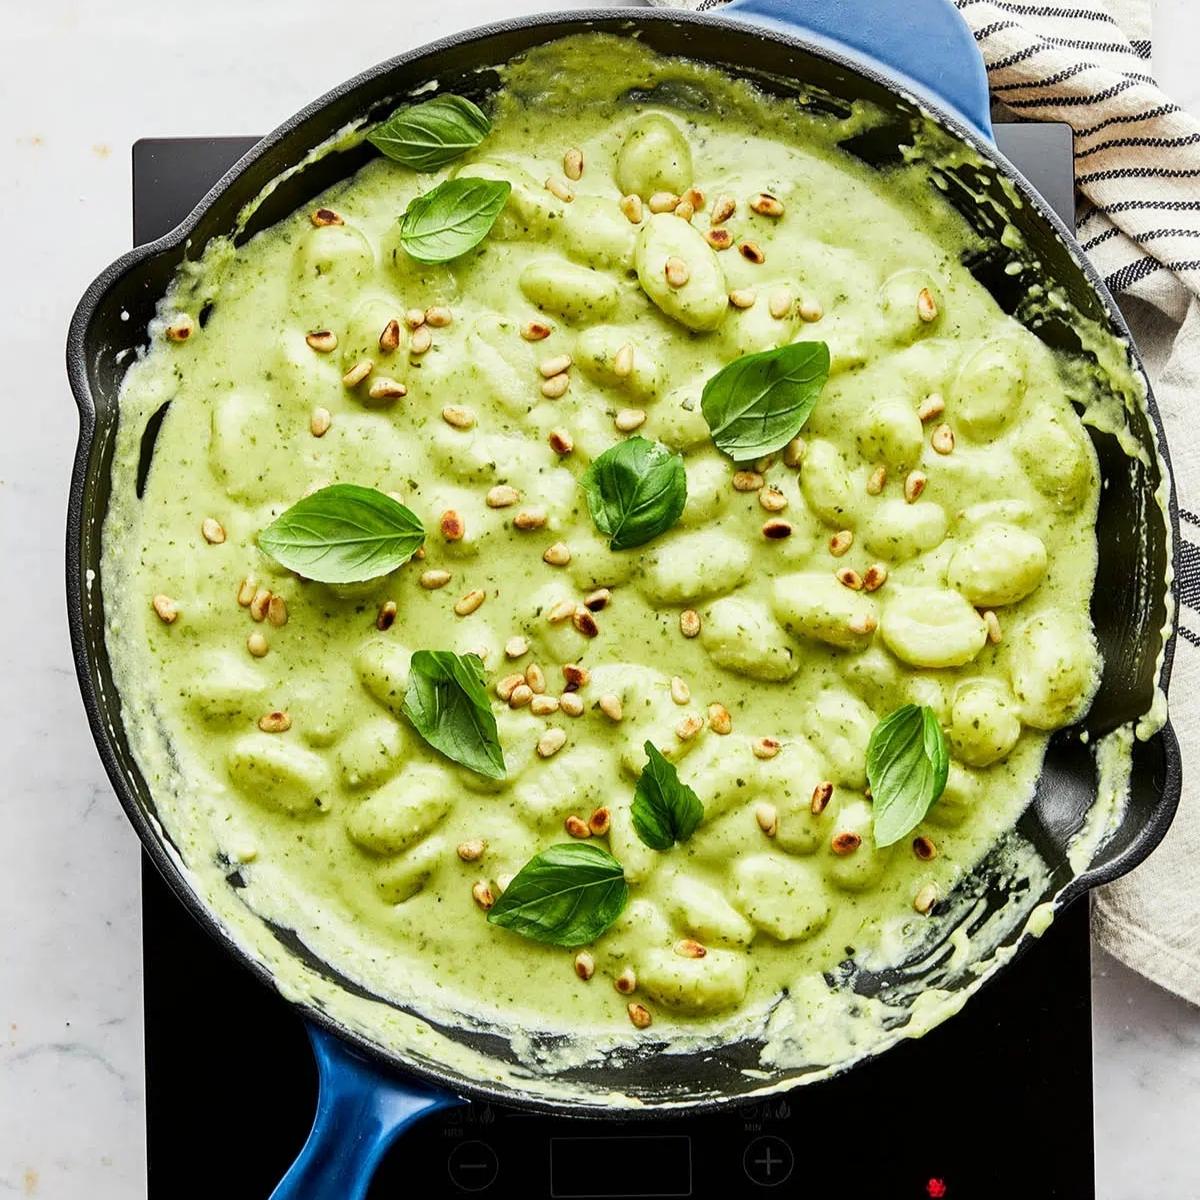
[{"xmin": 136, "ymin": 125, "xmax": 1090, "ymax": 1200}]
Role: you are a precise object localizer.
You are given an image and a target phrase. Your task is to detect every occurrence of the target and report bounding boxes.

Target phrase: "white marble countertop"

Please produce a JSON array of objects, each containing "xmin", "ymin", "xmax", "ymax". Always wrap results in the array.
[{"xmin": 2, "ymin": 1, "xmax": 1197, "ymax": 1196}]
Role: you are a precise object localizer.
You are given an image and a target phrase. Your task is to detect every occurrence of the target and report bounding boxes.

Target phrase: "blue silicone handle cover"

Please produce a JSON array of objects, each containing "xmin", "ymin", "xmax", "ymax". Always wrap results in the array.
[
  {"xmin": 723, "ymin": 0, "xmax": 994, "ymax": 142},
  {"xmin": 269, "ymin": 1025, "xmax": 462, "ymax": 1200}
]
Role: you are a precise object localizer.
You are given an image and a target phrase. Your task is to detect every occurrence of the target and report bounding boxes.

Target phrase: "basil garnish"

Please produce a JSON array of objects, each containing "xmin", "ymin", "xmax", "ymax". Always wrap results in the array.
[
  {"xmin": 580, "ymin": 436, "xmax": 687, "ymax": 551},
  {"xmin": 631, "ymin": 741, "xmax": 704, "ymax": 851},
  {"xmin": 701, "ymin": 341, "xmax": 830, "ymax": 460},
  {"xmin": 402, "ymin": 650, "xmax": 506, "ymax": 780},
  {"xmin": 258, "ymin": 484, "xmax": 424, "ymax": 584},
  {"xmin": 367, "ymin": 94, "xmax": 491, "ymax": 171},
  {"xmin": 867, "ymin": 704, "xmax": 949, "ymax": 847},
  {"xmin": 487, "ymin": 843, "xmax": 628, "ymax": 947},
  {"xmin": 398, "ymin": 177, "xmax": 511, "ymax": 264}
]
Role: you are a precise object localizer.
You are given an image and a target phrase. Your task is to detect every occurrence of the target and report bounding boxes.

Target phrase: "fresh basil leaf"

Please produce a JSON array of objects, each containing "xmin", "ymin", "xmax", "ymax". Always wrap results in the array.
[
  {"xmin": 580, "ymin": 436, "xmax": 687, "ymax": 551},
  {"xmin": 867, "ymin": 704, "xmax": 949, "ymax": 847},
  {"xmin": 402, "ymin": 650, "xmax": 506, "ymax": 780},
  {"xmin": 487, "ymin": 842, "xmax": 628, "ymax": 947},
  {"xmin": 367, "ymin": 94, "xmax": 491, "ymax": 171},
  {"xmin": 398, "ymin": 177, "xmax": 511, "ymax": 264},
  {"xmin": 701, "ymin": 341, "xmax": 830, "ymax": 460},
  {"xmin": 258, "ymin": 484, "xmax": 424, "ymax": 584},
  {"xmin": 631, "ymin": 741, "xmax": 704, "ymax": 851}
]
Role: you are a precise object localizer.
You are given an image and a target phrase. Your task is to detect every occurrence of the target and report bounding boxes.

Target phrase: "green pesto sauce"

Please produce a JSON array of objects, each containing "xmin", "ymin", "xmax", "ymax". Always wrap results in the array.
[{"xmin": 102, "ymin": 35, "xmax": 1114, "ymax": 1083}]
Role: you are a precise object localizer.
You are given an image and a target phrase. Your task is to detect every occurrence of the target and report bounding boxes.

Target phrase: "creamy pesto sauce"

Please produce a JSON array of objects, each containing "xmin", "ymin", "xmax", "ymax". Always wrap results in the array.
[{"xmin": 102, "ymin": 35, "xmax": 1151, "ymax": 1099}]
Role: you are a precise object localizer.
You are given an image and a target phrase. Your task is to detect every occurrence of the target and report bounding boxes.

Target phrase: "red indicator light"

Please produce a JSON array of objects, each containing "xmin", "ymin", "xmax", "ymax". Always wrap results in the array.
[{"xmin": 926, "ymin": 1179, "xmax": 947, "ymax": 1198}]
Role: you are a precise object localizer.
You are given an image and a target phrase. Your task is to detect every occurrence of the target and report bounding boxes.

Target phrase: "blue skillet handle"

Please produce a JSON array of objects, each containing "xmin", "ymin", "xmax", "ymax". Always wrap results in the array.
[
  {"xmin": 269, "ymin": 1024, "xmax": 464, "ymax": 1200},
  {"xmin": 722, "ymin": 0, "xmax": 994, "ymax": 143}
]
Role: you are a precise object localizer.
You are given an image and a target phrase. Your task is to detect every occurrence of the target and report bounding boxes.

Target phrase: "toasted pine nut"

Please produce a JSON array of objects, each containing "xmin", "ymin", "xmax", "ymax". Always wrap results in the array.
[
  {"xmin": 708, "ymin": 703, "xmax": 732, "ymax": 735},
  {"xmin": 472, "ymin": 880, "xmax": 495, "ymax": 910},
  {"xmin": 628, "ymin": 1002, "xmax": 653, "ymax": 1030},
  {"xmin": 808, "ymin": 781, "xmax": 834, "ymax": 814},
  {"xmin": 441, "ymin": 405, "xmax": 474, "ymax": 429},
  {"xmin": 563, "ymin": 147, "xmax": 584, "ymax": 180},
  {"xmin": 247, "ymin": 631, "xmax": 269, "ymax": 658},
  {"xmin": 572, "ymin": 607, "xmax": 599, "ymax": 638},
  {"xmin": 751, "ymin": 192, "xmax": 784, "ymax": 217},
  {"xmin": 682, "ymin": 187, "xmax": 705, "ymax": 210},
  {"xmin": 267, "ymin": 594, "xmax": 288, "ymax": 627},
  {"xmin": 258, "ymin": 710, "xmax": 291, "ymax": 733},
  {"xmin": 525, "ymin": 662, "xmax": 547, "ymax": 693},
  {"xmin": 548, "ymin": 428, "xmax": 574, "ymax": 455},
  {"xmin": 733, "ymin": 471, "xmax": 763, "ymax": 492},
  {"xmin": 768, "ymin": 289, "xmax": 794, "ymax": 319},
  {"xmin": 543, "ymin": 542, "xmax": 571, "ymax": 566},
  {"xmin": 373, "ymin": 319, "xmax": 400, "ymax": 354},
  {"xmin": 504, "ymin": 636, "xmax": 529, "ymax": 660},
  {"xmin": 530, "ymin": 694, "xmax": 560, "ymax": 716},
  {"xmin": 521, "ymin": 319, "xmax": 553, "ymax": 341},
  {"xmin": 680, "ymin": 609, "xmax": 701, "ymax": 638},
  {"xmin": 165, "ymin": 314, "xmax": 194, "ymax": 342},
  {"xmin": 931, "ymin": 424, "xmax": 955, "ymax": 454},
  {"xmin": 367, "ymin": 377, "xmax": 407, "ymax": 404},
  {"xmin": 545, "ymin": 176, "xmax": 574, "ymax": 202},
  {"xmin": 342, "ymin": 359, "xmax": 373, "ymax": 387},
  {"xmin": 375, "ymin": 600, "xmax": 397, "ymax": 631},
  {"xmin": 758, "ymin": 486, "xmax": 787, "ymax": 513},
  {"xmin": 487, "ymin": 484, "xmax": 521, "ymax": 508},
  {"xmin": 614, "ymin": 966, "xmax": 637, "ymax": 994},
  {"xmin": 425, "ymin": 305, "xmax": 452, "ymax": 328},
  {"xmin": 913, "ymin": 835, "xmax": 938, "ymax": 861},
  {"xmin": 305, "ymin": 329, "xmax": 337, "ymax": 353},
  {"xmin": 710, "ymin": 194, "xmax": 736, "ymax": 224},
  {"xmin": 983, "ymin": 609, "xmax": 1003, "ymax": 644},
  {"xmin": 917, "ymin": 287, "xmax": 939, "ymax": 323},
  {"xmin": 739, "ymin": 241, "xmax": 765, "ymax": 264},
  {"xmin": 420, "ymin": 568, "xmax": 451, "ymax": 590},
  {"xmin": 664, "ymin": 256, "xmax": 690, "ymax": 288},
  {"xmin": 904, "ymin": 470, "xmax": 927, "ymax": 503},
  {"xmin": 836, "ymin": 567, "xmax": 863, "ymax": 591},
  {"xmin": 200, "ymin": 517, "xmax": 226, "ymax": 545},
  {"xmin": 783, "ymin": 437, "xmax": 806, "ymax": 468},
  {"xmin": 676, "ymin": 713, "xmax": 704, "ymax": 741},
  {"xmin": 440, "ymin": 510, "xmax": 465, "ymax": 541},
  {"xmin": 455, "ymin": 589, "xmax": 485, "ymax": 616},
  {"xmin": 673, "ymin": 199, "xmax": 695, "ymax": 222},
  {"xmin": 538, "ymin": 728, "xmax": 568, "ymax": 758},
  {"xmin": 310, "ymin": 407, "xmax": 332, "ymax": 437},
  {"xmin": 829, "ymin": 530, "xmax": 854, "ymax": 557},
  {"xmin": 152, "ymin": 593, "xmax": 178, "ymax": 623},
  {"xmin": 547, "ymin": 599, "xmax": 576, "ymax": 624},
  {"xmin": 728, "ymin": 288, "xmax": 757, "ymax": 310},
  {"xmin": 588, "ymin": 806, "xmax": 612, "ymax": 836},
  {"xmin": 799, "ymin": 298, "xmax": 824, "ymax": 323},
  {"xmin": 509, "ymin": 683, "xmax": 534, "ymax": 708},
  {"xmin": 409, "ymin": 325, "xmax": 433, "ymax": 355},
  {"xmin": 615, "ymin": 408, "xmax": 646, "ymax": 433},
  {"xmin": 620, "ymin": 193, "xmax": 644, "ymax": 224},
  {"xmin": 675, "ymin": 938, "xmax": 707, "ymax": 959},
  {"xmin": 847, "ymin": 613, "xmax": 878, "ymax": 636},
  {"xmin": 705, "ymin": 227, "xmax": 733, "ymax": 250},
  {"xmin": 831, "ymin": 831, "xmax": 862, "ymax": 856},
  {"xmin": 565, "ymin": 815, "xmax": 590, "ymax": 838},
  {"xmin": 403, "ymin": 308, "xmax": 426, "ymax": 329},
  {"xmin": 457, "ymin": 839, "xmax": 486, "ymax": 862},
  {"xmin": 237, "ymin": 576, "xmax": 257, "ymax": 607},
  {"xmin": 762, "ymin": 518, "xmax": 792, "ymax": 540},
  {"xmin": 756, "ymin": 802, "xmax": 779, "ymax": 837},
  {"xmin": 560, "ymin": 692, "xmax": 584, "ymax": 717},
  {"xmin": 249, "ymin": 588, "xmax": 272, "ymax": 622},
  {"xmin": 753, "ymin": 737, "xmax": 782, "ymax": 760},
  {"xmin": 670, "ymin": 676, "xmax": 690, "ymax": 705},
  {"xmin": 541, "ymin": 373, "xmax": 570, "ymax": 399},
  {"xmin": 862, "ymin": 563, "xmax": 888, "ymax": 592},
  {"xmin": 583, "ymin": 588, "xmax": 611, "ymax": 612},
  {"xmin": 563, "ymin": 663, "xmax": 590, "ymax": 689},
  {"xmin": 918, "ymin": 392, "xmax": 945, "ymax": 422},
  {"xmin": 310, "ymin": 207, "xmax": 343, "ymax": 227},
  {"xmin": 574, "ymin": 951, "xmax": 596, "ymax": 980},
  {"xmin": 598, "ymin": 693, "xmax": 623, "ymax": 722},
  {"xmin": 867, "ymin": 464, "xmax": 887, "ymax": 495},
  {"xmin": 648, "ymin": 191, "xmax": 680, "ymax": 214},
  {"xmin": 613, "ymin": 343, "xmax": 635, "ymax": 379},
  {"xmin": 914, "ymin": 883, "xmax": 938, "ymax": 914},
  {"xmin": 538, "ymin": 354, "xmax": 573, "ymax": 380},
  {"xmin": 514, "ymin": 508, "xmax": 548, "ymax": 531},
  {"xmin": 496, "ymin": 673, "xmax": 525, "ymax": 702}
]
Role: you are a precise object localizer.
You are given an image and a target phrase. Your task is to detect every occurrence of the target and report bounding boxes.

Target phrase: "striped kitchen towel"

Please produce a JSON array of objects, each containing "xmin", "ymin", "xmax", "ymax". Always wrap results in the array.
[{"xmin": 650, "ymin": 0, "xmax": 1200, "ymax": 1005}]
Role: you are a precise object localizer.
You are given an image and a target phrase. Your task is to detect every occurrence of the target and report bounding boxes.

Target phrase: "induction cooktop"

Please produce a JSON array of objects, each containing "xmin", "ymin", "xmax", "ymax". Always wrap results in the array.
[{"xmin": 135, "ymin": 124, "xmax": 1091, "ymax": 1200}]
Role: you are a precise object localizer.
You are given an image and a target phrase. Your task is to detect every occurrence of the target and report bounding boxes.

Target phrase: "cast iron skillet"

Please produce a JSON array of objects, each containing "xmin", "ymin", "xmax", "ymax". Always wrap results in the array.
[{"xmin": 66, "ymin": 0, "xmax": 1180, "ymax": 1195}]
